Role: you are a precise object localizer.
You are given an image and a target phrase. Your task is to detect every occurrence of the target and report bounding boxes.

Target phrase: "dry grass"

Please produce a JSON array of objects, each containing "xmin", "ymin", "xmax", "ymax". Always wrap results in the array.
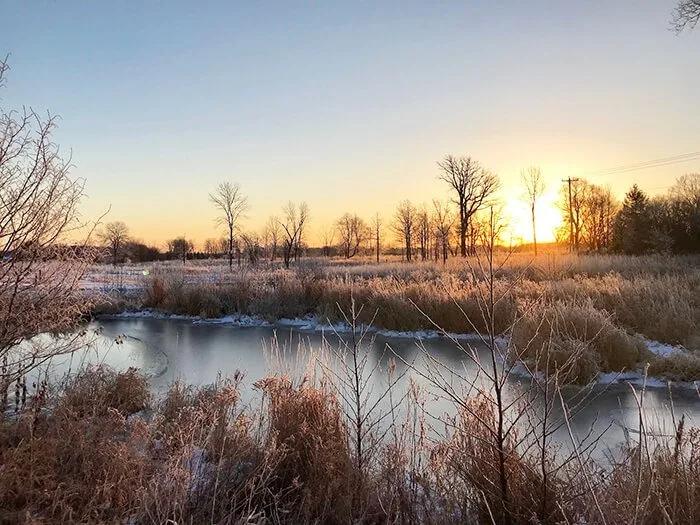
[
  {"xmin": 0, "ymin": 366, "xmax": 153, "ymax": 524},
  {"xmin": 91, "ymin": 253, "xmax": 700, "ymax": 383},
  {"xmin": 126, "ymin": 255, "xmax": 700, "ymax": 338},
  {"xmin": 648, "ymin": 352, "xmax": 700, "ymax": 382},
  {"xmin": 598, "ymin": 416, "xmax": 700, "ymax": 524},
  {"xmin": 511, "ymin": 301, "xmax": 648, "ymax": 384},
  {"xmin": 8, "ymin": 251, "xmax": 694, "ymax": 522},
  {"xmin": 5, "ymin": 364, "xmax": 700, "ymax": 524}
]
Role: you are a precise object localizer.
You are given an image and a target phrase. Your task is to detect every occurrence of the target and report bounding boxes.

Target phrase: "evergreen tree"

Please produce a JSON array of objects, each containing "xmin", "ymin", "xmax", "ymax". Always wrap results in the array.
[{"xmin": 613, "ymin": 185, "xmax": 654, "ymax": 254}]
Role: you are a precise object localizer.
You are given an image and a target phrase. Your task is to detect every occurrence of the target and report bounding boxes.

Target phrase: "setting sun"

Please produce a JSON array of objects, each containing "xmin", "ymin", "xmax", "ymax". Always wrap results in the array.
[{"xmin": 505, "ymin": 190, "xmax": 563, "ymax": 245}]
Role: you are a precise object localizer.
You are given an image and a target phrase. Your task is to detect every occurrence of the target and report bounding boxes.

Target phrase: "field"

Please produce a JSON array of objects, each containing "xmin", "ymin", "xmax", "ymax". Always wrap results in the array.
[
  {"xmin": 5, "ymin": 251, "xmax": 694, "ymax": 523},
  {"xmin": 89, "ymin": 252, "xmax": 700, "ymax": 384}
]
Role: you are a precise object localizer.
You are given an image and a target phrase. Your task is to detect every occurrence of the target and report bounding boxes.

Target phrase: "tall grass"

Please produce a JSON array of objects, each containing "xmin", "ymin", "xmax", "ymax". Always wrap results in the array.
[
  {"xmin": 4, "ymin": 360, "xmax": 700, "ymax": 523},
  {"xmin": 115, "ymin": 252, "xmax": 700, "ymax": 385},
  {"xmin": 127, "ymin": 255, "xmax": 700, "ymax": 346}
]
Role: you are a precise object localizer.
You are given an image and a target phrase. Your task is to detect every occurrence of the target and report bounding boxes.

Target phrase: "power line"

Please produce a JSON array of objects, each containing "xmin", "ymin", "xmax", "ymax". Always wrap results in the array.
[
  {"xmin": 576, "ymin": 150, "xmax": 700, "ymax": 179},
  {"xmin": 586, "ymin": 151, "xmax": 700, "ymax": 176}
]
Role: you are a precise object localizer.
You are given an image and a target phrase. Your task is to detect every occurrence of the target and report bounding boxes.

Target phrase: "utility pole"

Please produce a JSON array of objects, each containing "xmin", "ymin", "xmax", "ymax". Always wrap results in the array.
[{"xmin": 562, "ymin": 178, "xmax": 579, "ymax": 253}]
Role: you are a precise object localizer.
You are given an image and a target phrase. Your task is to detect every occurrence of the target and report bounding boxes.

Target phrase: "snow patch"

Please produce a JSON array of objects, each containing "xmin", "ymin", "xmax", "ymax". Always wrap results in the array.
[{"xmin": 644, "ymin": 339, "xmax": 683, "ymax": 357}]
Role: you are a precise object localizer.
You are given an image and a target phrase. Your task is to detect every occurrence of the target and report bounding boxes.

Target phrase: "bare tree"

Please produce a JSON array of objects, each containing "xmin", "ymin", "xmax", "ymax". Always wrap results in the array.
[
  {"xmin": 416, "ymin": 205, "xmax": 430, "ymax": 261},
  {"xmin": 262, "ymin": 216, "xmax": 281, "ymax": 262},
  {"xmin": 294, "ymin": 203, "xmax": 309, "ymax": 262},
  {"xmin": 520, "ymin": 166, "xmax": 546, "ymax": 256},
  {"xmin": 557, "ymin": 179, "xmax": 585, "ymax": 252},
  {"xmin": 203, "ymin": 238, "xmax": 219, "ymax": 257},
  {"xmin": 672, "ymin": 0, "xmax": 700, "ymax": 32},
  {"xmin": 0, "ymin": 56, "xmax": 98, "ymax": 392},
  {"xmin": 280, "ymin": 202, "xmax": 309, "ymax": 269},
  {"xmin": 209, "ymin": 182, "xmax": 248, "ymax": 270},
  {"xmin": 670, "ymin": 172, "xmax": 700, "ymax": 205},
  {"xmin": 558, "ymin": 179, "xmax": 618, "ymax": 252},
  {"xmin": 392, "ymin": 200, "xmax": 416, "ymax": 262},
  {"xmin": 581, "ymin": 184, "xmax": 618, "ymax": 252},
  {"xmin": 168, "ymin": 237, "xmax": 193, "ymax": 265},
  {"xmin": 215, "ymin": 237, "xmax": 229, "ymax": 256},
  {"xmin": 432, "ymin": 200, "xmax": 454, "ymax": 264},
  {"xmin": 438, "ymin": 155, "xmax": 500, "ymax": 256},
  {"xmin": 336, "ymin": 213, "xmax": 369, "ymax": 259},
  {"xmin": 99, "ymin": 221, "xmax": 129, "ymax": 265},
  {"xmin": 371, "ymin": 213, "xmax": 382, "ymax": 263},
  {"xmin": 320, "ymin": 225, "xmax": 336, "ymax": 257},
  {"xmin": 240, "ymin": 231, "xmax": 262, "ymax": 265}
]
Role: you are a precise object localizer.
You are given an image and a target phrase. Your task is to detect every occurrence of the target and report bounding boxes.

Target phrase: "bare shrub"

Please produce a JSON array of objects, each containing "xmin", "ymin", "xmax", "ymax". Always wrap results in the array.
[
  {"xmin": 59, "ymin": 365, "xmax": 151, "ymax": 416},
  {"xmin": 143, "ymin": 275, "xmax": 168, "ymax": 307},
  {"xmin": 0, "ymin": 56, "xmax": 98, "ymax": 393}
]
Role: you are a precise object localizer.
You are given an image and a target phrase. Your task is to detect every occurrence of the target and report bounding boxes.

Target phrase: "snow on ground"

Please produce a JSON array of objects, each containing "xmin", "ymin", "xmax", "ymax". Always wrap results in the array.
[{"xmin": 644, "ymin": 339, "xmax": 683, "ymax": 357}]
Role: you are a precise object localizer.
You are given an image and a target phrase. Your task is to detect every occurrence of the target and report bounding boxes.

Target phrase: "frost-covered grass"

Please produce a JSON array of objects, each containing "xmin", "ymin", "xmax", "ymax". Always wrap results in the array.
[
  {"xmin": 4, "ymin": 363, "xmax": 700, "ymax": 524},
  {"xmin": 89, "ymin": 253, "xmax": 700, "ymax": 382}
]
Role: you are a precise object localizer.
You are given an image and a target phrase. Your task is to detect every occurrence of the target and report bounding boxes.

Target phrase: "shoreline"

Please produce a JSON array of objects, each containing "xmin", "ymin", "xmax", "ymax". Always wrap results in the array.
[{"xmin": 97, "ymin": 309, "xmax": 698, "ymax": 390}]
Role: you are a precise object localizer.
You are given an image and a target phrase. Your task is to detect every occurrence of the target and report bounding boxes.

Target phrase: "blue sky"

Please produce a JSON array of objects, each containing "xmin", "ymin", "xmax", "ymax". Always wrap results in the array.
[{"xmin": 2, "ymin": 1, "xmax": 699, "ymax": 244}]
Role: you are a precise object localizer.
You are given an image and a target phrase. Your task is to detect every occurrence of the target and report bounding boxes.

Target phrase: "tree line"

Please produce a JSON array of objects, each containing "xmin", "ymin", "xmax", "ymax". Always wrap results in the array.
[
  {"xmin": 98, "ymin": 157, "xmax": 700, "ymax": 266},
  {"xmin": 556, "ymin": 173, "xmax": 700, "ymax": 255}
]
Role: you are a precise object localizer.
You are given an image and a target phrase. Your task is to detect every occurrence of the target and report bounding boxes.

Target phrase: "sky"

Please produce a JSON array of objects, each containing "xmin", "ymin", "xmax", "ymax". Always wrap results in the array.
[{"xmin": 2, "ymin": 1, "xmax": 699, "ymax": 247}]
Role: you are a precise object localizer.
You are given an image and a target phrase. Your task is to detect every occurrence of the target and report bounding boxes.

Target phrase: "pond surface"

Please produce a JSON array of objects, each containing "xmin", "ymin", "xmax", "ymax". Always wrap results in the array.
[{"xmin": 39, "ymin": 317, "xmax": 700, "ymax": 462}]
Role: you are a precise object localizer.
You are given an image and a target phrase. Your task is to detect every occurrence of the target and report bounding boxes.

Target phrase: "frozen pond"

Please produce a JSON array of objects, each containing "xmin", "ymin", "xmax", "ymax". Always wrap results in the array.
[{"xmin": 32, "ymin": 316, "xmax": 700, "ymax": 461}]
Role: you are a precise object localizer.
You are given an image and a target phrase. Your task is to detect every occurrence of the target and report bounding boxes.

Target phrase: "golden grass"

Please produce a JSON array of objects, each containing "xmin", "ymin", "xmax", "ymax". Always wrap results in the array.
[
  {"xmin": 5, "ymin": 365, "xmax": 700, "ymax": 524},
  {"xmin": 511, "ymin": 301, "xmax": 648, "ymax": 384},
  {"xmin": 90, "ymin": 253, "xmax": 700, "ymax": 381},
  {"xmin": 647, "ymin": 352, "xmax": 700, "ymax": 382},
  {"xmin": 599, "ymin": 418, "xmax": 700, "ymax": 524}
]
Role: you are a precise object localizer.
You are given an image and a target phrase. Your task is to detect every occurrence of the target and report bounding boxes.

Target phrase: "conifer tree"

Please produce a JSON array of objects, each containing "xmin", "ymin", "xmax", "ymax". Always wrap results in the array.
[{"xmin": 613, "ymin": 184, "xmax": 654, "ymax": 254}]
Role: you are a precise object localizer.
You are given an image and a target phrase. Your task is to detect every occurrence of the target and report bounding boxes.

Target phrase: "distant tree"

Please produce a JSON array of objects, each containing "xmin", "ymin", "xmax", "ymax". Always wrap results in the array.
[
  {"xmin": 557, "ymin": 179, "xmax": 618, "ymax": 253},
  {"xmin": 320, "ymin": 225, "xmax": 336, "ymax": 257},
  {"xmin": 240, "ymin": 231, "xmax": 262, "ymax": 265},
  {"xmin": 209, "ymin": 182, "xmax": 248, "ymax": 270},
  {"xmin": 613, "ymin": 185, "xmax": 654, "ymax": 255},
  {"xmin": 99, "ymin": 221, "xmax": 129, "ymax": 265},
  {"xmin": 432, "ymin": 200, "xmax": 454, "ymax": 264},
  {"xmin": 672, "ymin": 0, "xmax": 700, "ymax": 32},
  {"xmin": 581, "ymin": 185, "xmax": 617, "ymax": 252},
  {"xmin": 336, "ymin": 213, "xmax": 369, "ymax": 259},
  {"xmin": 668, "ymin": 173, "xmax": 700, "ymax": 252},
  {"xmin": 392, "ymin": 200, "xmax": 416, "ymax": 262},
  {"xmin": 293, "ymin": 203, "xmax": 309, "ymax": 262},
  {"xmin": 203, "ymin": 238, "xmax": 219, "ymax": 257},
  {"xmin": 647, "ymin": 197, "xmax": 674, "ymax": 254},
  {"xmin": 263, "ymin": 216, "xmax": 282, "ymax": 262},
  {"xmin": 280, "ymin": 202, "xmax": 309, "ymax": 269},
  {"xmin": 168, "ymin": 237, "xmax": 193, "ymax": 264},
  {"xmin": 416, "ymin": 205, "xmax": 431, "ymax": 261},
  {"xmin": 557, "ymin": 179, "xmax": 586, "ymax": 252},
  {"xmin": 520, "ymin": 166, "xmax": 546, "ymax": 255},
  {"xmin": 438, "ymin": 155, "xmax": 500, "ymax": 256},
  {"xmin": 372, "ymin": 213, "xmax": 383, "ymax": 263},
  {"xmin": 124, "ymin": 241, "xmax": 161, "ymax": 262}
]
